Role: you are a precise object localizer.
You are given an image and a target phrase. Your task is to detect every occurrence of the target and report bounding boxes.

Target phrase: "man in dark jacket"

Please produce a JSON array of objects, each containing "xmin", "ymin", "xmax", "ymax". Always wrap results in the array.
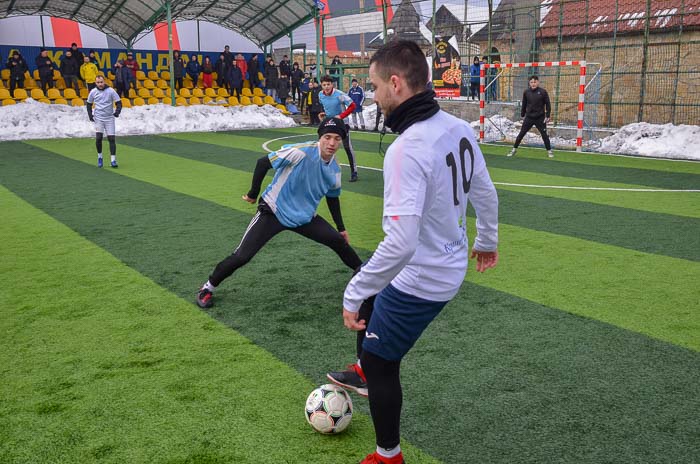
[
  {"xmin": 7, "ymin": 51, "xmax": 29, "ymax": 94},
  {"xmin": 186, "ymin": 55, "xmax": 201, "ymax": 87},
  {"xmin": 508, "ymin": 75, "xmax": 553, "ymax": 158},
  {"xmin": 69, "ymin": 43, "xmax": 84, "ymax": 67},
  {"xmin": 124, "ymin": 51, "xmax": 139, "ymax": 89},
  {"xmin": 214, "ymin": 53, "xmax": 226, "ymax": 88},
  {"xmin": 309, "ymin": 79, "xmax": 323, "ymax": 125},
  {"xmin": 113, "ymin": 60, "xmax": 130, "ymax": 98},
  {"xmin": 279, "ymin": 55, "xmax": 291, "ymax": 81},
  {"xmin": 290, "ymin": 62, "xmax": 304, "ymax": 103},
  {"xmin": 60, "ymin": 50, "xmax": 81, "ymax": 93},
  {"xmin": 248, "ymin": 54, "xmax": 260, "ymax": 89},
  {"xmin": 265, "ymin": 59, "xmax": 279, "ymax": 99},
  {"xmin": 469, "ymin": 56, "xmax": 480, "ymax": 101},
  {"xmin": 35, "ymin": 48, "xmax": 55, "ymax": 93},
  {"xmin": 277, "ymin": 73, "xmax": 290, "ymax": 105},
  {"xmin": 173, "ymin": 50, "xmax": 185, "ymax": 90},
  {"xmin": 228, "ymin": 60, "xmax": 243, "ymax": 97}
]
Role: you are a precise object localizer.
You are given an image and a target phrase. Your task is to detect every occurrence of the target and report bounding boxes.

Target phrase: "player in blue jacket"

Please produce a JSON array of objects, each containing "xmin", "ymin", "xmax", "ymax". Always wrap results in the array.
[
  {"xmin": 319, "ymin": 75, "xmax": 359, "ymax": 182},
  {"xmin": 348, "ymin": 79, "xmax": 366, "ymax": 130},
  {"xmin": 196, "ymin": 117, "xmax": 363, "ymax": 309}
]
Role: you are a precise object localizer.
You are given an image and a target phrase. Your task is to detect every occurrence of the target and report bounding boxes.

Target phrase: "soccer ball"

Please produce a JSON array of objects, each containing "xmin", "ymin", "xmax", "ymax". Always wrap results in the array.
[{"xmin": 305, "ymin": 384, "xmax": 353, "ymax": 434}]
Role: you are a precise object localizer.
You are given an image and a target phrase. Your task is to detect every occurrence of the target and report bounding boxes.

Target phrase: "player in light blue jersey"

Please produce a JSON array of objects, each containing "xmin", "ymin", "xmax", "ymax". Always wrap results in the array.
[
  {"xmin": 196, "ymin": 117, "xmax": 363, "ymax": 309},
  {"xmin": 319, "ymin": 75, "xmax": 359, "ymax": 182}
]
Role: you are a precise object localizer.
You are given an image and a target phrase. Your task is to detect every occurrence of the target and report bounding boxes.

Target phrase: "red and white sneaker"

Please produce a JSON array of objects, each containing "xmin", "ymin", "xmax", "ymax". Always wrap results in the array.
[
  {"xmin": 359, "ymin": 451, "xmax": 405, "ymax": 464},
  {"xmin": 327, "ymin": 363, "xmax": 367, "ymax": 397}
]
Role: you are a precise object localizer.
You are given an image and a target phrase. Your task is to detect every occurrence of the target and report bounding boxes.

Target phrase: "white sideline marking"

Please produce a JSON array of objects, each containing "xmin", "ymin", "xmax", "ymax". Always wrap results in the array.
[{"xmin": 261, "ymin": 135, "xmax": 700, "ymax": 193}]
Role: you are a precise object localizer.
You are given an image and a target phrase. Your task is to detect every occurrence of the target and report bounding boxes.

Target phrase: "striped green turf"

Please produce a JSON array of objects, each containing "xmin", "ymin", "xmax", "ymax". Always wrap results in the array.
[
  {"xmin": 1, "ymin": 141, "xmax": 699, "ymax": 463},
  {"xmin": 21, "ymin": 138, "xmax": 700, "ymax": 351},
  {"xmin": 0, "ymin": 184, "xmax": 442, "ymax": 464}
]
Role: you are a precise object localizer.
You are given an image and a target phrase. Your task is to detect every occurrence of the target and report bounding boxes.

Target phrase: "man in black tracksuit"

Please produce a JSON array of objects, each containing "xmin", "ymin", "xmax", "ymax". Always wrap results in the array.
[{"xmin": 509, "ymin": 75, "xmax": 554, "ymax": 158}]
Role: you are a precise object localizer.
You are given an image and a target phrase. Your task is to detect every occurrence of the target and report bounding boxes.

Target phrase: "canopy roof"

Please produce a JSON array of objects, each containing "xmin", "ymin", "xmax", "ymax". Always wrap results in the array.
[{"xmin": 0, "ymin": 0, "xmax": 317, "ymax": 47}]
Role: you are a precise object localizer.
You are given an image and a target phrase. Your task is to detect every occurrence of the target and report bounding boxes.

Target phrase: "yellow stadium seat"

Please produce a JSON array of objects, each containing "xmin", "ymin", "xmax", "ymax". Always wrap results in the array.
[
  {"xmin": 175, "ymin": 97, "xmax": 188, "ymax": 106},
  {"xmin": 52, "ymin": 70, "xmax": 61, "ymax": 79},
  {"xmin": 263, "ymin": 95, "xmax": 275, "ymax": 105},
  {"xmin": 0, "ymin": 89, "xmax": 11, "ymax": 99},
  {"xmin": 202, "ymin": 96, "xmax": 214, "ymax": 104},
  {"xmin": 104, "ymin": 79, "xmax": 113, "ymax": 87},
  {"xmin": 276, "ymin": 104, "xmax": 289, "ymax": 114},
  {"xmin": 241, "ymin": 88, "xmax": 253, "ymax": 97},
  {"xmin": 160, "ymin": 71, "xmax": 171, "ymax": 80},
  {"xmin": 179, "ymin": 88, "xmax": 191, "ymax": 98},
  {"xmin": 107, "ymin": 71, "xmax": 115, "ymax": 80},
  {"xmin": 132, "ymin": 97, "xmax": 146, "ymax": 106},
  {"xmin": 47, "ymin": 88, "xmax": 61, "ymax": 99},
  {"xmin": 80, "ymin": 88, "xmax": 89, "ymax": 99},
  {"xmin": 204, "ymin": 88, "xmax": 217, "ymax": 98},
  {"xmin": 13, "ymin": 89, "xmax": 28, "ymax": 100},
  {"xmin": 147, "ymin": 71, "xmax": 159, "ymax": 80},
  {"xmin": 184, "ymin": 79, "xmax": 193, "ymax": 89},
  {"xmin": 148, "ymin": 97, "xmax": 160, "ymax": 105},
  {"xmin": 128, "ymin": 88, "xmax": 137, "ymax": 98},
  {"xmin": 39, "ymin": 98, "xmax": 51, "ymax": 104},
  {"xmin": 97, "ymin": 71, "xmax": 105, "ymax": 77},
  {"xmin": 162, "ymin": 97, "xmax": 172, "ymax": 105},
  {"xmin": 253, "ymin": 87, "xmax": 264, "ymax": 97},
  {"xmin": 136, "ymin": 71, "xmax": 146, "ymax": 80},
  {"xmin": 152, "ymin": 88, "xmax": 166, "ymax": 98},
  {"xmin": 217, "ymin": 88, "xmax": 229, "ymax": 98},
  {"xmin": 212, "ymin": 72, "xmax": 218, "ymax": 81},
  {"xmin": 157, "ymin": 79, "xmax": 169, "ymax": 89},
  {"xmin": 252, "ymin": 96, "xmax": 264, "ymax": 106},
  {"xmin": 71, "ymin": 98, "xmax": 85, "ymax": 107},
  {"xmin": 78, "ymin": 80, "xmax": 86, "ymax": 89},
  {"xmin": 2, "ymin": 98, "xmax": 16, "ymax": 106},
  {"xmin": 54, "ymin": 78, "xmax": 65, "ymax": 90},
  {"xmin": 63, "ymin": 88, "xmax": 77, "ymax": 99},
  {"xmin": 0, "ymin": 79, "xmax": 4, "ymax": 88},
  {"xmin": 32, "ymin": 70, "xmax": 40, "ymax": 80},
  {"xmin": 143, "ymin": 79, "xmax": 155, "ymax": 89},
  {"xmin": 189, "ymin": 97, "xmax": 201, "ymax": 105},
  {"xmin": 54, "ymin": 98, "xmax": 68, "ymax": 105},
  {"xmin": 192, "ymin": 88, "xmax": 204, "ymax": 98},
  {"xmin": 1, "ymin": 69, "xmax": 10, "ymax": 80},
  {"xmin": 228, "ymin": 96, "xmax": 239, "ymax": 106},
  {"xmin": 30, "ymin": 89, "xmax": 45, "ymax": 100},
  {"xmin": 25, "ymin": 79, "xmax": 38, "ymax": 89},
  {"xmin": 138, "ymin": 88, "xmax": 151, "ymax": 98},
  {"xmin": 243, "ymin": 79, "xmax": 249, "ymax": 89},
  {"xmin": 240, "ymin": 96, "xmax": 252, "ymax": 106},
  {"xmin": 120, "ymin": 99, "xmax": 132, "ymax": 108}
]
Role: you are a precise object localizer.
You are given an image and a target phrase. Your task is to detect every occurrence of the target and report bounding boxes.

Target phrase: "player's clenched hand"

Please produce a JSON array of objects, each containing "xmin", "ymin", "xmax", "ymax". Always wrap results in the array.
[
  {"xmin": 241, "ymin": 194, "xmax": 256, "ymax": 204},
  {"xmin": 343, "ymin": 308, "xmax": 366, "ymax": 331},
  {"xmin": 339, "ymin": 231, "xmax": 349, "ymax": 244},
  {"xmin": 470, "ymin": 249, "xmax": 499, "ymax": 273}
]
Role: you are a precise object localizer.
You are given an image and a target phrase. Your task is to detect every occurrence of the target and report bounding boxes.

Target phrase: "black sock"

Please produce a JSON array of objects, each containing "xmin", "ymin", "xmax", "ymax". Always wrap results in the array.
[{"xmin": 360, "ymin": 350, "xmax": 401, "ymax": 450}]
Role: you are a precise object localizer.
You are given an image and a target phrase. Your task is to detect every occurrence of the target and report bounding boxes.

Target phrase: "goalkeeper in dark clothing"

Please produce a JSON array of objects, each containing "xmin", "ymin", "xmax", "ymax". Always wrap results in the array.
[
  {"xmin": 509, "ymin": 75, "xmax": 554, "ymax": 158},
  {"xmin": 196, "ymin": 117, "xmax": 363, "ymax": 309}
]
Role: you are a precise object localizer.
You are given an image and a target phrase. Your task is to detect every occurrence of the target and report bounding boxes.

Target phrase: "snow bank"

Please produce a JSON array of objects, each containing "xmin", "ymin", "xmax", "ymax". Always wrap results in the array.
[
  {"xmin": 597, "ymin": 123, "xmax": 700, "ymax": 161},
  {"xmin": 0, "ymin": 99, "xmax": 295, "ymax": 141}
]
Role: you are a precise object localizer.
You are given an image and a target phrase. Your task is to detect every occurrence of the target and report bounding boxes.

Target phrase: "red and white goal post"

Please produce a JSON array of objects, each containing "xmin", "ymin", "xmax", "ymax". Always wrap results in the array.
[{"xmin": 479, "ymin": 60, "xmax": 587, "ymax": 152}]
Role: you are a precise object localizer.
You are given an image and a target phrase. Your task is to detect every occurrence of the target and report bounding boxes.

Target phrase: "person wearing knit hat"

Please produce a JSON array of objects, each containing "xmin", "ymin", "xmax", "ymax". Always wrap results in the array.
[{"xmin": 195, "ymin": 116, "xmax": 362, "ymax": 309}]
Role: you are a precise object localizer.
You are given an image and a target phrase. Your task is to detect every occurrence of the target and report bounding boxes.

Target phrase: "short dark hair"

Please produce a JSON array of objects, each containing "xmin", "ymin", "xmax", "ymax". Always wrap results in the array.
[
  {"xmin": 320, "ymin": 75, "xmax": 334, "ymax": 83},
  {"xmin": 369, "ymin": 40, "xmax": 428, "ymax": 92},
  {"xmin": 351, "ymin": 78, "xmax": 358, "ymax": 83},
  {"xmin": 529, "ymin": 75, "xmax": 539, "ymax": 81}
]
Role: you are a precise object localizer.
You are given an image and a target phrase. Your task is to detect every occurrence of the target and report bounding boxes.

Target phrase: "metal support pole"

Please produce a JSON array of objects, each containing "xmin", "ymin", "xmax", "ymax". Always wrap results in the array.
[
  {"xmin": 431, "ymin": 0, "xmax": 436, "ymax": 89},
  {"xmin": 315, "ymin": 7, "xmax": 321, "ymax": 80},
  {"xmin": 381, "ymin": 0, "xmax": 388, "ymax": 44},
  {"xmin": 638, "ymin": 0, "xmax": 652, "ymax": 122},
  {"xmin": 167, "ymin": 1, "xmax": 176, "ymax": 105},
  {"xmin": 196, "ymin": 19, "xmax": 201, "ymax": 52},
  {"xmin": 40, "ymin": 16, "xmax": 45, "ymax": 47}
]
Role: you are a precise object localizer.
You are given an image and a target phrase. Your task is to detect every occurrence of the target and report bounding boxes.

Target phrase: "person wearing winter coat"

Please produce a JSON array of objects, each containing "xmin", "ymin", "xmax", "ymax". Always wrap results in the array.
[
  {"xmin": 276, "ymin": 74, "xmax": 290, "ymax": 105},
  {"xmin": 227, "ymin": 61, "xmax": 243, "ymax": 97},
  {"xmin": 290, "ymin": 62, "xmax": 304, "ymax": 103},
  {"xmin": 124, "ymin": 51, "xmax": 139, "ymax": 89},
  {"xmin": 308, "ymin": 79, "xmax": 323, "ymax": 124},
  {"xmin": 214, "ymin": 53, "xmax": 226, "ymax": 88},
  {"xmin": 247, "ymin": 54, "xmax": 260, "ymax": 89},
  {"xmin": 35, "ymin": 48, "xmax": 55, "ymax": 92},
  {"xmin": 6, "ymin": 51, "xmax": 28, "ymax": 94},
  {"xmin": 299, "ymin": 73, "xmax": 311, "ymax": 114},
  {"xmin": 186, "ymin": 55, "xmax": 201, "ymax": 87},
  {"xmin": 112, "ymin": 60, "xmax": 132, "ymax": 98},
  {"xmin": 235, "ymin": 54, "xmax": 247, "ymax": 81},
  {"xmin": 279, "ymin": 55, "xmax": 291, "ymax": 83},
  {"xmin": 264, "ymin": 59, "xmax": 279, "ymax": 99},
  {"xmin": 80, "ymin": 56, "xmax": 99, "ymax": 90},
  {"xmin": 60, "ymin": 50, "xmax": 81, "ymax": 93},
  {"xmin": 69, "ymin": 43, "xmax": 84, "ymax": 68},
  {"xmin": 201, "ymin": 56, "xmax": 214, "ymax": 88},
  {"xmin": 172, "ymin": 50, "xmax": 185, "ymax": 90},
  {"xmin": 347, "ymin": 79, "xmax": 366, "ymax": 130},
  {"xmin": 469, "ymin": 56, "xmax": 480, "ymax": 100}
]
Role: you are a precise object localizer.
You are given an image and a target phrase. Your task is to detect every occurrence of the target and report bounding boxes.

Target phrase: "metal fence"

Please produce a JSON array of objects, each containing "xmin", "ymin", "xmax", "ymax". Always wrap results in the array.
[{"xmin": 308, "ymin": 0, "xmax": 700, "ymax": 128}]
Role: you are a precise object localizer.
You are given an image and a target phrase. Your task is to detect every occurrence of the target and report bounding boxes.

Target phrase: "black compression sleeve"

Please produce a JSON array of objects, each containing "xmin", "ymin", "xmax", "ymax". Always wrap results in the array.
[
  {"xmin": 247, "ymin": 156, "xmax": 272, "ymax": 199},
  {"xmin": 86, "ymin": 102, "xmax": 93, "ymax": 119},
  {"xmin": 114, "ymin": 100, "xmax": 122, "ymax": 115},
  {"xmin": 326, "ymin": 196, "xmax": 345, "ymax": 232}
]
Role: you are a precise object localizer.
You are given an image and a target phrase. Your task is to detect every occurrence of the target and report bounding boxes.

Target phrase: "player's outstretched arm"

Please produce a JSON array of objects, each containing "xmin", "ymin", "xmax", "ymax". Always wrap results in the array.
[
  {"xmin": 244, "ymin": 155, "xmax": 272, "ymax": 203},
  {"xmin": 86, "ymin": 102, "xmax": 94, "ymax": 122}
]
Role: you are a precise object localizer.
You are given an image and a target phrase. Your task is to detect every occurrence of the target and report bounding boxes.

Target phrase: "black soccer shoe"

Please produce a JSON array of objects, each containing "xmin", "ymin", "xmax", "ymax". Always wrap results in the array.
[
  {"xmin": 196, "ymin": 287, "xmax": 213, "ymax": 309},
  {"xmin": 327, "ymin": 363, "xmax": 368, "ymax": 397}
]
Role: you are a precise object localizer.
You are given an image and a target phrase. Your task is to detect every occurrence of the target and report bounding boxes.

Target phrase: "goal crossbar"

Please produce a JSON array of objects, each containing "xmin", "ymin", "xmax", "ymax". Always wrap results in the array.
[{"xmin": 480, "ymin": 60, "xmax": 587, "ymax": 152}]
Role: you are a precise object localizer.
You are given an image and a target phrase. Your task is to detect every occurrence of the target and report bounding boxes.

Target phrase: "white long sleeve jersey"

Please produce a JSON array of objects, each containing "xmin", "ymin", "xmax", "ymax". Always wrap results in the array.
[{"xmin": 343, "ymin": 110, "xmax": 499, "ymax": 311}]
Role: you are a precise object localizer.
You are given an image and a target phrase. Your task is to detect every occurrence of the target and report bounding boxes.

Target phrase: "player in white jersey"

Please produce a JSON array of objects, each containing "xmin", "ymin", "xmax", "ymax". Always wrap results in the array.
[
  {"xmin": 327, "ymin": 40, "xmax": 499, "ymax": 464},
  {"xmin": 86, "ymin": 75, "xmax": 122, "ymax": 168}
]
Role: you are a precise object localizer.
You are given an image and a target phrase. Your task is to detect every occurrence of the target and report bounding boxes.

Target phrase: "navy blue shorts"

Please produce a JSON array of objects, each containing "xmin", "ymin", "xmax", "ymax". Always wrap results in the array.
[{"xmin": 362, "ymin": 284, "xmax": 448, "ymax": 361}]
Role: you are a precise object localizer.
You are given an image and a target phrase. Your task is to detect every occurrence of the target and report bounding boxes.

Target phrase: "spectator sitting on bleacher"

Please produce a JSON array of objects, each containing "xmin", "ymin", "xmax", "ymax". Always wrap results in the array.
[
  {"xmin": 81, "ymin": 56, "xmax": 98, "ymax": 91},
  {"xmin": 172, "ymin": 50, "xmax": 185, "ymax": 90},
  {"xmin": 124, "ymin": 51, "xmax": 139, "ymax": 89},
  {"xmin": 113, "ymin": 60, "xmax": 131, "ymax": 98},
  {"xmin": 35, "ymin": 48, "xmax": 55, "ymax": 93},
  {"xmin": 214, "ymin": 53, "xmax": 226, "ymax": 88},
  {"xmin": 201, "ymin": 56, "xmax": 214, "ymax": 89},
  {"xmin": 227, "ymin": 60, "xmax": 243, "ymax": 98},
  {"xmin": 248, "ymin": 54, "xmax": 260, "ymax": 89},
  {"xmin": 69, "ymin": 43, "xmax": 84, "ymax": 67},
  {"xmin": 7, "ymin": 51, "xmax": 28, "ymax": 95},
  {"xmin": 60, "ymin": 50, "xmax": 81, "ymax": 93},
  {"xmin": 264, "ymin": 58, "xmax": 279, "ymax": 99},
  {"xmin": 186, "ymin": 55, "xmax": 201, "ymax": 87},
  {"xmin": 235, "ymin": 54, "xmax": 247, "ymax": 82}
]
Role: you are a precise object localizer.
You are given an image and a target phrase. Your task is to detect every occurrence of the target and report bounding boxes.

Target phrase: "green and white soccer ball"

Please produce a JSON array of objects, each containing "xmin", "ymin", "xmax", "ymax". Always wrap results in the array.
[{"xmin": 305, "ymin": 384, "xmax": 353, "ymax": 434}]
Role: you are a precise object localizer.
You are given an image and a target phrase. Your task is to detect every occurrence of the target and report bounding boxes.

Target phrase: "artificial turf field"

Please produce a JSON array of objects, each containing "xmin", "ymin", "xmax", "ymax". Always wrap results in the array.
[{"xmin": 1, "ymin": 127, "xmax": 699, "ymax": 464}]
